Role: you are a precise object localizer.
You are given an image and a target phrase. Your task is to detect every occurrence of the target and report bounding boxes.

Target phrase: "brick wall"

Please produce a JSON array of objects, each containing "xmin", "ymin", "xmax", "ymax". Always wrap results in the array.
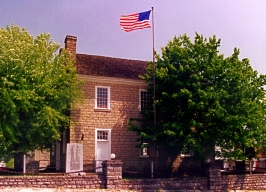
[
  {"xmin": 64, "ymin": 35, "xmax": 77, "ymax": 58},
  {"xmin": 0, "ymin": 174, "xmax": 207, "ymax": 191},
  {"xmin": 102, "ymin": 160, "xmax": 123, "ymax": 189},
  {"xmin": 0, "ymin": 174, "xmax": 105, "ymax": 189},
  {"xmin": 2, "ymin": 160, "xmax": 266, "ymax": 190},
  {"xmin": 222, "ymin": 174, "xmax": 266, "ymax": 190},
  {"xmin": 122, "ymin": 177, "xmax": 207, "ymax": 191}
]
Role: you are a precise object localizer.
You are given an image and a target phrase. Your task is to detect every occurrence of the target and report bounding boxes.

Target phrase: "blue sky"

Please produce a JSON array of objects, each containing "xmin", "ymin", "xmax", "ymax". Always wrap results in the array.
[{"xmin": 0, "ymin": 0, "xmax": 266, "ymax": 74}]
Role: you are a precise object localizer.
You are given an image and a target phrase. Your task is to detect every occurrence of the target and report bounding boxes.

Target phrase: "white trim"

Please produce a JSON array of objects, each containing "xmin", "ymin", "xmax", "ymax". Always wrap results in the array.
[
  {"xmin": 95, "ymin": 86, "xmax": 110, "ymax": 109},
  {"xmin": 139, "ymin": 89, "xmax": 145, "ymax": 111},
  {"xmin": 79, "ymin": 74, "xmax": 148, "ymax": 86},
  {"xmin": 95, "ymin": 128, "xmax": 111, "ymax": 172},
  {"xmin": 139, "ymin": 89, "xmax": 149, "ymax": 111}
]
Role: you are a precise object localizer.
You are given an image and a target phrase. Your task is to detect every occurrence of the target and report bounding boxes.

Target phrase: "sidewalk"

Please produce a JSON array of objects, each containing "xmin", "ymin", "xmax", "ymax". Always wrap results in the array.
[
  {"xmin": 0, "ymin": 188, "xmax": 206, "ymax": 192},
  {"xmin": 1, "ymin": 188, "xmax": 266, "ymax": 192}
]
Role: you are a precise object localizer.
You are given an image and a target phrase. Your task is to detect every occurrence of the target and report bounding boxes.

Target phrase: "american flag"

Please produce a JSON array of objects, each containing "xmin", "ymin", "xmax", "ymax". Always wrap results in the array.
[{"xmin": 120, "ymin": 10, "xmax": 151, "ymax": 32}]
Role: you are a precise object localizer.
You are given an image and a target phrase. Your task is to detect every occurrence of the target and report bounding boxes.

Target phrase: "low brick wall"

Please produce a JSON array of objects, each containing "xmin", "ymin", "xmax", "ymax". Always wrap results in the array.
[
  {"xmin": 102, "ymin": 160, "xmax": 123, "ymax": 189},
  {"xmin": 1, "ymin": 173, "xmax": 266, "ymax": 190},
  {"xmin": 0, "ymin": 175, "xmax": 207, "ymax": 191},
  {"xmin": 0, "ymin": 174, "xmax": 105, "ymax": 189},
  {"xmin": 122, "ymin": 177, "xmax": 207, "ymax": 191},
  {"xmin": 222, "ymin": 174, "xmax": 266, "ymax": 190},
  {"xmin": 2, "ymin": 160, "xmax": 266, "ymax": 190}
]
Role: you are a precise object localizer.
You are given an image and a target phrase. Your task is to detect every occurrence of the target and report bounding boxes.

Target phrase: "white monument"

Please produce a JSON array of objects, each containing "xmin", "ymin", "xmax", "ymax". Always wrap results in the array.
[{"xmin": 66, "ymin": 143, "xmax": 83, "ymax": 173}]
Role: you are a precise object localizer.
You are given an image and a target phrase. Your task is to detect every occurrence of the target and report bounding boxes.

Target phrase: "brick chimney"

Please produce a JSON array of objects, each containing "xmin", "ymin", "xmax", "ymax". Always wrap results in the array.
[{"xmin": 64, "ymin": 35, "xmax": 77, "ymax": 59}]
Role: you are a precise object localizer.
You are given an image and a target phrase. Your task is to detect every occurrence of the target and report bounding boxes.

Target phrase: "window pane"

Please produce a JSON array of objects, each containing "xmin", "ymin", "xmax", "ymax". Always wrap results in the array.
[
  {"xmin": 140, "ymin": 142, "xmax": 149, "ymax": 156},
  {"xmin": 181, "ymin": 148, "xmax": 193, "ymax": 157},
  {"xmin": 140, "ymin": 91, "xmax": 150, "ymax": 111},
  {"xmin": 97, "ymin": 87, "xmax": 108, "ymax": 108},
  {"xmin": 97, "ymin": 131, "xmax": 108, "ymax": 140},
  {"xmin": 141, "ymin": 147, "xmax": 148, "ymax": 156}
]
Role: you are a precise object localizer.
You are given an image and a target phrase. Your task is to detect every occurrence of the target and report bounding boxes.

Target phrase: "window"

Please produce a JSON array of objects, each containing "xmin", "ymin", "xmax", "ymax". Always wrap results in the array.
[
  {"xmin": 139, "ymin": 89, "xmax": 150, "ymax": 111},
  {"xmin": 97, "ymin": 130, "xmax": 109, "ymax": 141},
  {"xmin": 181, "ymin": 148, "xmax": 193, "ymax": 157},
  {"xmin": 140, "ymin": 143, "xmax": 149, "ymax": 157},
  {"xmin": 95, "ymin": 86, "xmax": 110, "ymax": 109}
]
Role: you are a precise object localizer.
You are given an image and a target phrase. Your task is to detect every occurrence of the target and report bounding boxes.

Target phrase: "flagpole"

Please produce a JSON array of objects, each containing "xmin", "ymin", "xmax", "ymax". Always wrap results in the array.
[
  {"xmin": 151, "ymin": 6, "xmax": 158, "ymax": 178},
  {"xmin": 152, "ymin": 7, "xmax": 156, "ymax": 126}
]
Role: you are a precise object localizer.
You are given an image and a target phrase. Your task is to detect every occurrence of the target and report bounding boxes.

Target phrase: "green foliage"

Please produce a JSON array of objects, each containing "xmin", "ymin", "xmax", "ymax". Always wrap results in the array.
[
  {"xmin": 0, "ymin": 25, "xmax": 83, "ymax": 154},
  {"xmin": 5, "ymin": 158, "xmax": 14, "ymax": 169},
  {"xmin": 129, "ymin": 33, "xmax": 266, "ymax": 161}
]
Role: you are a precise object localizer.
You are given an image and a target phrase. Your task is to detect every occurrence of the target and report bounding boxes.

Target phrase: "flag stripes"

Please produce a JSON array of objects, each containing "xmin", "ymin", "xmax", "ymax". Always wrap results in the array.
[{"xmin": 120, "ymin": 10, "xmax": 151, "ymax": 32}]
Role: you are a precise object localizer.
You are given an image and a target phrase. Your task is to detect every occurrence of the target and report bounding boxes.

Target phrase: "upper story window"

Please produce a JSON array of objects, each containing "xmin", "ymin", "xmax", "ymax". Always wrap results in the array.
[
  {"xmin": 95, "ymin": 86, "xmax": 110, "ymax": 109},
  {"xmin": 139, "ymin": 89, "xmax": 150, "ymax": 111}
]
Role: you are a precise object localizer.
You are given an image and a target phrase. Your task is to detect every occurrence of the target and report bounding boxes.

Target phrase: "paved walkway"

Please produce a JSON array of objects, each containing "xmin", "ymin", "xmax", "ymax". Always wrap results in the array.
[
  {"xmin": 0, "ymin": 189, "xmax": 139, "ymax": 192},
  {"xmin": 0, "ymin": 188, "xmax": 207, "ymax": 192},
  {"xmin": 1, "ymin": 188, "xmax": 266, "ymax": 192},
  {"xmin": 0, "ymin": 189, "xmax": 175, "ymax": 192}
]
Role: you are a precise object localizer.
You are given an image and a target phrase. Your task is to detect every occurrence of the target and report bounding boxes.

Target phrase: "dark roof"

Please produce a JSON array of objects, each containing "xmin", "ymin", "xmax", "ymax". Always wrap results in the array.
[{"xmin": 76, "ymin": 54, "xmax": 148, "ymax": 80}]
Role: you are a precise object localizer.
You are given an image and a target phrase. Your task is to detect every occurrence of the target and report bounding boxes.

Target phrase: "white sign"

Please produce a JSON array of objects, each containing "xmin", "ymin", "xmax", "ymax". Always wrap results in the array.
[{"xmin": 66, "ymin": 143, "xmax": 83, "ymax": 173}]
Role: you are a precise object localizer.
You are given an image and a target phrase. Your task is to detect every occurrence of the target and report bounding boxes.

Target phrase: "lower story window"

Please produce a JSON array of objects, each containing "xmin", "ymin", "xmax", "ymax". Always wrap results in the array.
[
  {"xmin": 97, "ymin": 130, "xmax": 109, "ymax": 140},
  {"xmin": 181, "ymin": 148, "xmax": 193, "ymax": 157},
  {"xmin": 140, "ymin": 143, "xmax": 149, "ymax": 157}
]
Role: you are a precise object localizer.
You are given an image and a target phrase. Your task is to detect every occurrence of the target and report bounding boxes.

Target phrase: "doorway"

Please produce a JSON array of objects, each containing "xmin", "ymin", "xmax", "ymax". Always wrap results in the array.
[{"xmin": 95, "ymin": 129, "xmax": 111, "ymax": 172}]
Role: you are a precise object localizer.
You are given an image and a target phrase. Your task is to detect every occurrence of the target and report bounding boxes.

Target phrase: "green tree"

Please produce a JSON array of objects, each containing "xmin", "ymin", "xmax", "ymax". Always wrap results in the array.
[
  {"xmin": 129, "ymin": 33, "xmax": 266, "ymax": 162},
  {"xmin": 0, "ymin": 25, "xmax": 83, "ymax": 154}
]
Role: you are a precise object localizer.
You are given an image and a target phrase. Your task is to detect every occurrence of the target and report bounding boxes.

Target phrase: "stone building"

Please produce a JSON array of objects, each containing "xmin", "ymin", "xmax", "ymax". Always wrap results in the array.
[{"xmin": 48, "ymin": 35, "xmax": 201, "ymax": 177}]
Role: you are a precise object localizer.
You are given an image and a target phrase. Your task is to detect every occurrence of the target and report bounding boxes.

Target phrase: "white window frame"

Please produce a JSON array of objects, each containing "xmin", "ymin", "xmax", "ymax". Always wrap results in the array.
[
  {"xmin": 139, "ymin": 89, "xmax": 149, "ymax": 111},
  {"xmin": 96, "ymin": 129, "xmax": 111, "ymax": 142},
  {"xmin": 95, "ymin": 86, "xmax": 110, "ymax": 109}
]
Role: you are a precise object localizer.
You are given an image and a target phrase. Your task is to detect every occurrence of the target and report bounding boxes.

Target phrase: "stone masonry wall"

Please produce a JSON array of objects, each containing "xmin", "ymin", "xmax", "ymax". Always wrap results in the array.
[
  {"xmin": 2, "ymin": 161, "xmax": 266, "ymax": 191},
  {"xmin": 102, "ymin": 160, "xmax": 123, "ymax": 189},
  {"xmin": 0, "ymin": 174, "xmax": 105, "ymax": 189},
  {"xmin": 0, "ymin": 175, "xmax": 207, "ymax": 191},
  {"xmin": 221, "ymin": 174, "xmax": 266, "ymax": 190},
  {"xmin": 122, "ymin": 177, "xmax": 207, "ymax": 191}
]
